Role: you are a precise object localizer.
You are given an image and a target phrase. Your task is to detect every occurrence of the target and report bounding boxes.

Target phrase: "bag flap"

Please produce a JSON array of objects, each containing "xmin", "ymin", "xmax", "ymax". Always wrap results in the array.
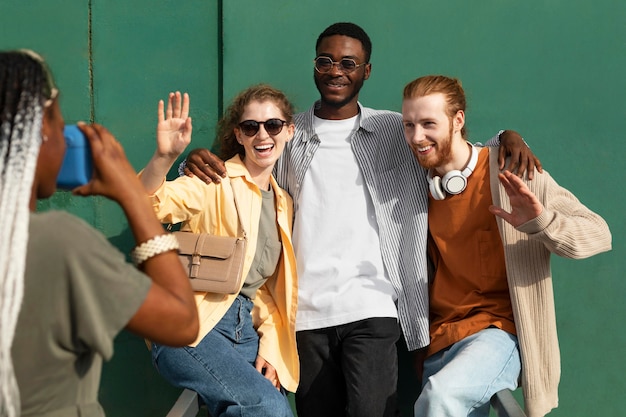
[{"xmin": 174, "ymin": 232, "xmax": 242, "ymax": 259}]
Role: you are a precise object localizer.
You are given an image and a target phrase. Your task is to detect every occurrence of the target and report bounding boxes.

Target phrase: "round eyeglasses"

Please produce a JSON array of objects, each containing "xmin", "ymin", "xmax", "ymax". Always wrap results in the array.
[
  {"xmin": 238, "ymin": 119, "xmax": 287, "ymax": 137},
  {"xmin": 314, "ymin": 56, "xmax": 366, "ymax": 74}
]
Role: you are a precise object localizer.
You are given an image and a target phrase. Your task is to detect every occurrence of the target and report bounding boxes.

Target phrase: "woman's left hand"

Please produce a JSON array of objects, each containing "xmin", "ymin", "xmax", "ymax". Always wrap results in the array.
[
  {"xmin": 255, "ymin": 355, "xmax": 281, "ymax": 390},
  {"xmin": 156, "ymin": 91, "xmax": 192, "ymax": 158}
]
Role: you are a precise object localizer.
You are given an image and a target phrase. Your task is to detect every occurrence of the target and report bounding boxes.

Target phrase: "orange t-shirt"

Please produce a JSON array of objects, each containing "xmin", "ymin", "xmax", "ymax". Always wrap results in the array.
[{"xmin": 427, "ymin": 147, "xmax": 516, "ymax": 356}]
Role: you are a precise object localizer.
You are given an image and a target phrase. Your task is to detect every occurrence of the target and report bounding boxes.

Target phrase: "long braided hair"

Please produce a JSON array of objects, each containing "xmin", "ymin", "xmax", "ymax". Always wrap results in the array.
[{"xmin": 0, "ymin": 49, "xmax": 57, "ymax": 417}]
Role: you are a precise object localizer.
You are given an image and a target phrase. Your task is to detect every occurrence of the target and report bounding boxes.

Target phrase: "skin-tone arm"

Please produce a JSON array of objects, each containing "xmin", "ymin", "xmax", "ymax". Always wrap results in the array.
[
  {"xmin": 498, "ymin": 130, "xmax": 543, "ymax": 180},
  {"xmin": 183, "ymin": 130, "xmax": 543, "ymax": 182},
  {"xmin": 72, "ymin": 123, "xmax": 198, "ymax": 346},
  {"xmin": 488, "ymin": 170, "xmax": 544, "ymax": 227},
  {"xmin": 140, "ymin": 91, "xmax": 193, "ymax": 194}
]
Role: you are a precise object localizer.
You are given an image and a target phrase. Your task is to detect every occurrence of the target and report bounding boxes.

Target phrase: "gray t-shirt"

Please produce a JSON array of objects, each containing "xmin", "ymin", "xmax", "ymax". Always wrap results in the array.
[
  {"xmin": 240, "ymin": 187, "xmax": 282, "ymax": 299},
  {"xmin": 12, "ymin": 211, "xmax": 152, "ymax": 417}
]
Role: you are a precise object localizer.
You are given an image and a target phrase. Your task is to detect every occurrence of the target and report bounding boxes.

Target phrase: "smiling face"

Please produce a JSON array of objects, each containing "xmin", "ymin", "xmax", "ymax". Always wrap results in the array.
[
  {"xmin": 402, "ymin": 93, "xmax": 464, "ymax": 172},
  {"xmin": 314, "ymin": 35, "xmax": 371, "ymax": 119},
  {"xmin": 234, "ymin": 99, "xmax": 294, "ymax": 187}
]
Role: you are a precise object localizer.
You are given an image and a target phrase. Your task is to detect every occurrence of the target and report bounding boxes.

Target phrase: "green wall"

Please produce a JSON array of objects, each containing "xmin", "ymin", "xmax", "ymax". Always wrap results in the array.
[{"xmin": 1, "ymin": 1, "xmax": 624, "ymax": 416}]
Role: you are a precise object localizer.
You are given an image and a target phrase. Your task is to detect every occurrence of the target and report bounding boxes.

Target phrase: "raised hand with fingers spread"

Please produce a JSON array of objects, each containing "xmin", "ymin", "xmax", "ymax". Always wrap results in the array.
[
  {"xmin": 489, "ymin": 170, "xmax": 544, "ymax": 227},
  {"xmin": 156, "ymin": 91, "xmax": 192, "ymax": 159},
  {"xmin": 141, "ymin": 91, "xmax": 193, "ymax": 194}
]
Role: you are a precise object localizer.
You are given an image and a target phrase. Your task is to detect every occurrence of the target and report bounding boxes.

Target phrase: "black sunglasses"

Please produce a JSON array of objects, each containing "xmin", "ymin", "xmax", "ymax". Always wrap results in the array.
[
  {"xmin": 238, "ymin": 119, "xmax": 287, "ymax": 137},
  {"xmin": 314, "ymin": 56, "xmax": 366, "ymax": 74}
]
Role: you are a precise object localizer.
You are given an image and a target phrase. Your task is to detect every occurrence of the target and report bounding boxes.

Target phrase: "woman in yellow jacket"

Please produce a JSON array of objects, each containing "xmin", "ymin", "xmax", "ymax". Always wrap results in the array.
[{"xmin": 140, "ymin": 85, "xmax": 298, "ymax": 417}]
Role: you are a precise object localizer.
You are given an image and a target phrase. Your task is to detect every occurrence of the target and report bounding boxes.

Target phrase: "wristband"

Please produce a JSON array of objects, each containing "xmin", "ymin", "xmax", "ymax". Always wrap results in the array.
[
  {"xmin": 178, "ymin": 160, "xmax": 187, "ymax": 177},
  {"xmin": 130, "ymin": 234, "xmax": 180, "ymax": 266},
  {"xmin": 498, "ymin": 129, "xmax": 530, "ymax": 148}
]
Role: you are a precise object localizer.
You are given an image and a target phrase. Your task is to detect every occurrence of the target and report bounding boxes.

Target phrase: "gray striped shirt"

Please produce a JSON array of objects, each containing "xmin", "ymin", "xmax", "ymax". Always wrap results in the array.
[{"xmin": 275, "ymin": 101, "xmax": 431, "ymax": 350}]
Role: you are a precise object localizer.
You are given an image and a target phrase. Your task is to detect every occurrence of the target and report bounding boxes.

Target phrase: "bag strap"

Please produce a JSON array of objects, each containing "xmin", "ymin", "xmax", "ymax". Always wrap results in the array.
[
  {"xmin": 165, "ymin": 174, "xmax": 247, "ymax": 240},
  {"xmin": 223, "ymin": 175, "xmax": 247, "ymax": 240}
]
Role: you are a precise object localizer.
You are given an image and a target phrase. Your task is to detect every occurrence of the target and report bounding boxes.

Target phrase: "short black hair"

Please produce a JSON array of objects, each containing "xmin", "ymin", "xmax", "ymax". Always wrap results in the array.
[{"xmin": 315, "ymin": 22, "xmax": 372, "ymax": 62}]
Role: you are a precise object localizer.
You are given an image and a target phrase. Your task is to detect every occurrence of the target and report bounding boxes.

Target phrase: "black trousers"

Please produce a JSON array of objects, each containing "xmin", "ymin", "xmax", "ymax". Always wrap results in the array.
[{"xmin": 295, "ymin": 317, "xmax": 400, "ymax": 417}]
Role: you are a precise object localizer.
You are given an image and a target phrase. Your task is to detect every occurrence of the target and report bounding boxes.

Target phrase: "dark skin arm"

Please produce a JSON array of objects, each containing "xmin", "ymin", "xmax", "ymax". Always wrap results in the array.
[
  {"xmin": 498, "ymin": 130, "xmax": 542, "ymax": 179},
  {"xmin": 184, "ymin": 130, "xmax": 542, "ymax": 181},
  {"xmin": 184, "ymin": 148, "xmax": 227, "ymax": 183}
]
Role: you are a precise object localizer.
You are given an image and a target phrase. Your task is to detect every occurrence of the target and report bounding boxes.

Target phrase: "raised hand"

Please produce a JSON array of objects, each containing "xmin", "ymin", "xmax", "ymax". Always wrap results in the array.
[
  {"xmin": 156, "ymin": 91, "xmax": 192, "ymax": 159},
  {"xmin": 489, "ymin": 170, "xmax": 544, "ymax": 227},
  {"xmin": 140, "ymin": 92, "xmax": 193, "ymax": 193}
]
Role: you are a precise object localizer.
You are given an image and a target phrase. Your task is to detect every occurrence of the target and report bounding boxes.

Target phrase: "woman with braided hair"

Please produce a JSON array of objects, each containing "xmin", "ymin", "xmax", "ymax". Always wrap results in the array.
[{"xmin": 0, "ymin": 49, "xmax": 198, "ymax": 417}]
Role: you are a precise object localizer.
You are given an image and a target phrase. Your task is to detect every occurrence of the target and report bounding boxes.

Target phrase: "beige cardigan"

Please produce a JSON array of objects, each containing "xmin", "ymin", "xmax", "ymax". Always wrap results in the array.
[{"xmin": 487, "ymin": 148, "xmax": 612, "ymax": 417}]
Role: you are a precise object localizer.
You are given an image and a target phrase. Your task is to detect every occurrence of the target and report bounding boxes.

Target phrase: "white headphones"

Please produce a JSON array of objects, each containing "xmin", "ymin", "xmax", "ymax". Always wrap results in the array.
[{"xmin": 427, "ymin": 144, "xmax": 478, "ymax": 200}]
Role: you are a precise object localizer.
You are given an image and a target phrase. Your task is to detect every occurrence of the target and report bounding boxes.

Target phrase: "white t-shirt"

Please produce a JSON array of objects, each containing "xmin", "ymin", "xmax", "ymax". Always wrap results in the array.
[{"xmin": 293, "ymin": 114, "xmax": 397, "ymax": 331}]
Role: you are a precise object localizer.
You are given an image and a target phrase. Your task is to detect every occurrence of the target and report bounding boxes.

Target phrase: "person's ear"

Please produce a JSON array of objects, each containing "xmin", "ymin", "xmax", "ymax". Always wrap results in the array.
[
  {"xmin": 40, "ymin": 97, "xmax": 64, "ymax": 143},
  {"xmin": 285, "ymin": 123, "xmax": 295, "ymax": 142},
  {"xmin": 40, "ymin": 104, "xmax": 54, "ymax": 142},
  {"xmin": 234, "ymin": 128, "xmax": 244, "ymax": 145},
  {"xmin": 364, "ymin": 62, "xmax": 372, "ymax": 80},
  {"xmin": 453, "ymin": 110, "xmax": 465, "ymax": 133}
]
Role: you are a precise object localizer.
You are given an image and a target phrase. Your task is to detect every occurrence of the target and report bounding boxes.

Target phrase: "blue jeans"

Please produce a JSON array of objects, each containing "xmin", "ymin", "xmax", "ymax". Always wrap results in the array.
[
  {"xmin": 414, "ymin": 327, "xmax": 521, "ymax": 417},
  {"xmin": 151, "ymin": 295, "xmax": 293, "ymax": 417}
]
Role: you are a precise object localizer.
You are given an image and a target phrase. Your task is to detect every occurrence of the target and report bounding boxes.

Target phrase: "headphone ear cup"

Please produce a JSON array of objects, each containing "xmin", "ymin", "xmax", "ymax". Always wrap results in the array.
[
  {"xmin": 441, "ymin": 170, "xmax": 467, "ymax": 195},
  {"xmin": 428, "ymin": 175, "xmax": 446, "ymax": 200}
]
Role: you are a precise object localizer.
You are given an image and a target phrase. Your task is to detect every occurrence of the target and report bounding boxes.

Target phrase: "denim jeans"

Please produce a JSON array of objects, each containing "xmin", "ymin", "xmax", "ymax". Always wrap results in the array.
[
  {"xmin": 295, "ymin": 317, "xmax": 400, "ymax": 417},
  {"xmin": 151, "ymin": 295, "xmax": 293, "ymax": 417},
  {"xmin": 414, "ymin": 327, "xmax": 521, "ymax": 417}
]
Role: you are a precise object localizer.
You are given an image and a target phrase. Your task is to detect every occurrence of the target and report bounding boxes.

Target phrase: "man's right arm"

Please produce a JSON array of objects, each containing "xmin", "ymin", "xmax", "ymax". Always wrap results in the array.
[{"xmin": 180, "ymin": 148, "xmax": 227, "ymax": 183}]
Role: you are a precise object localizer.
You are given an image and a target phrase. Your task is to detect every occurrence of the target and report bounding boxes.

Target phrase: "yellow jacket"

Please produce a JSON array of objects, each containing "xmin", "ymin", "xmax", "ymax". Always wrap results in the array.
[{"xmin": 148, "ymin": 155, "xmax": 299, "ymax": 392}]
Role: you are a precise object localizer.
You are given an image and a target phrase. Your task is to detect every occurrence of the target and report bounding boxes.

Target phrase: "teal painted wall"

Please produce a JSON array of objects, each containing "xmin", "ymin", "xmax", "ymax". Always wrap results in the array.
[{"xmin": 1, "ymin": 1, "xmax": 624, "ymax": 416}]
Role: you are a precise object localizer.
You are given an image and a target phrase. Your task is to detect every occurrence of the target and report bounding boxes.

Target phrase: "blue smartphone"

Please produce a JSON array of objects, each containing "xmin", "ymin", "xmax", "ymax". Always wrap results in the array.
[{"xmin": 56, "ymin": 124, "xmax": 93, "ymax": 190}]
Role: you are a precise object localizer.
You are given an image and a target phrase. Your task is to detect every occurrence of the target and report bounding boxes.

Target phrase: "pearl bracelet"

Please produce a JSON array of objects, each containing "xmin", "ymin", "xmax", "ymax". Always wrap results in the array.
[{"xmin": 130, "ymin": 234, "xmax": 180, "ymax": 266}]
